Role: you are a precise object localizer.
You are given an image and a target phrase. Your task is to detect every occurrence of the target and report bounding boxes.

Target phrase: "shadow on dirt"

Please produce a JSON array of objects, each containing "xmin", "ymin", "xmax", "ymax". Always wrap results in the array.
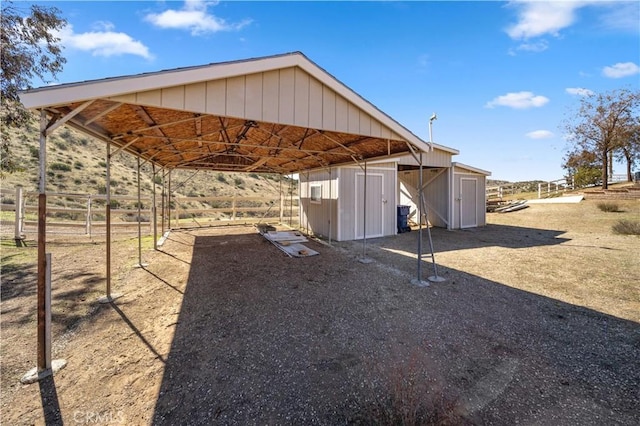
[
  {"xmin": 339, "ymin": 224, "xmax": 571, "ymax": 255},
  {"xmin": 151, "ymin": 230, "xmax": 640, "ymax": 425}
]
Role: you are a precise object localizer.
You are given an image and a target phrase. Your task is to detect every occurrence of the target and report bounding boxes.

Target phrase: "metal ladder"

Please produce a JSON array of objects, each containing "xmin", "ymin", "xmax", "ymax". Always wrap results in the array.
[{"xmin": 417, "ymin": 191, "xmax": 444, "ymax": 283}]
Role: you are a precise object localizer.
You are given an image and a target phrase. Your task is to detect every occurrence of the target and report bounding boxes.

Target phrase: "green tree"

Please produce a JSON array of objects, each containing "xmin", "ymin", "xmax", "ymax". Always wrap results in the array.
[
  {"xmin": 563, "ymin": 149, "xmax": 601, "ymax": 188},
  {"xmin": 1, "ymin": 1, "xmax": 66, "ymax": 174},
  {"xmin": 563, "ymin": 88, "xmax": 640, "ymax": 189}
]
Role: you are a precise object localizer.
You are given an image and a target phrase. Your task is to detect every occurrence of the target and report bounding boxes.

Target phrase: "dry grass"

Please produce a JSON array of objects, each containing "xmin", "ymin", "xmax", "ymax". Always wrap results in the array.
[
  {"xmin": 613, "ymin": 219, "xmax": 640, "ymax": 235},
  {"xmin": 460, "ymin": 199, "xmax": 640, "ymax": 321}
]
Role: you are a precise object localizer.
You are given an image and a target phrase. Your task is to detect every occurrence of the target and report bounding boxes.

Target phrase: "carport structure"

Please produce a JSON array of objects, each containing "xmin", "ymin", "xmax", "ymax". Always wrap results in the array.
[{"xmin": 20, "ymin": 51, "xmax": 442, "ymax": 377}]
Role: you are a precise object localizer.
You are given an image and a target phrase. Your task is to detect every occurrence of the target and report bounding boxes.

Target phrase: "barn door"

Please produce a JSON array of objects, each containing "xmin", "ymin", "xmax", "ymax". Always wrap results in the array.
[
  {"xmin": 355, "ymin": 173, "xmax": 384, "ymax": 239},
  {"xmin": 460, "ymin": 178, "xmax": 477, "ymax": 228}
]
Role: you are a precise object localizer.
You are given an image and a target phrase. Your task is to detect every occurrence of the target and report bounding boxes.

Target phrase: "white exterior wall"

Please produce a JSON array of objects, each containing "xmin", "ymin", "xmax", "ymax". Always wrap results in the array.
[
  {"xmin": 298, "ymin": 169, "xmax": 338, "ymax": 240},
  {"xmin": 452, "ymin": 171, "xmax": 487, "ymax": 229},
  {"xmin": 394, "ymin": 149, "xmax": 452, "ymax": 168},
  {"xmin": 301, "ymin": 162, "xmax": 397, "ymax": 241},
  {"xmin": 109, "ymin": 67, "xmax": 403, "ymax": 140}
]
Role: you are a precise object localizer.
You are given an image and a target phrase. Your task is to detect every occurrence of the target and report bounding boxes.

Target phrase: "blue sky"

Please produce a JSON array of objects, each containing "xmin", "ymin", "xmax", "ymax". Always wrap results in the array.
[{"xmin": 24, "ymin": 0, "xmax": 640, "ymax": 182}]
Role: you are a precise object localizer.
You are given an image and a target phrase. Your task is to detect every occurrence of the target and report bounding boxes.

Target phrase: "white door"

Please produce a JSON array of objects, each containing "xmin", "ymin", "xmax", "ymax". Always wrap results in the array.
[
  {"xmin": 355, "ymin": 173, "xmax": 384, "ymax": 238},
  {"xmin": 460, "ymin": 178, "xmax": 477, "ymax": 228}
]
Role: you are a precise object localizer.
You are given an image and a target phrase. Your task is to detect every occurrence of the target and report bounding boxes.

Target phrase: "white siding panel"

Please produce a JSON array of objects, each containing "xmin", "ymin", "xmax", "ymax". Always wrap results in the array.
[
  {"xmin": 226, "ymin": 75, "xmax": 245, "ymax": 118},
  {"xmin": 262, "ymin": 70, "xmax": 280, "ymax": 123},
  {"xmin": 348, "ymin": 103, "xmax": 360, "ymax": 134},
  {"xmin": 205, "ymin": 80, "xmax": 226, "ymax": 115},
  {"xmin": 380, "ymin": 125, "xmax": 391, "ymax": 140},
  {"xmin": 370, "ymin": 119, "xmax": 382, "ymax": 138},
  {"xmin": 136, "ymin": 89, "xmax": 161, "ymax": 107},
  {"xmin": 308, "ymin": 77, "xmax": 323, "ymax": 129},
  {"xmin": 184, "ymin": 82, "xmax": 206, "ymax": 112},
  {"xmin": 161, "ymin": 86, "xmax": 185, "ymax": 110},
  {"xmin": 396, "ymin": 150, "xmax": 452, "ymax": 168},
  {"xmin": 294, "ymin": 68, "xmax": 310, "ymax": 127},
  {"xmin": 278, "ymin": 68, "xmax": 295, "ymax": 125},
  {"xmin": 359, "ymin": 112, "xmax": 371, "ymax": 137},
  {"xmin": 335, "ymin": 95, "xmax": 349, "ymax": 132},
  {"xmin": 322, "ymin": 86, "xmax": 336, "ymax": 130},
  {"xmin": 108, "ymin": 94, "xmax": 136, "ymax": 103},
  {"xmin": 244, "ymin": 73, "xmax": 263, "ymax": 120}
]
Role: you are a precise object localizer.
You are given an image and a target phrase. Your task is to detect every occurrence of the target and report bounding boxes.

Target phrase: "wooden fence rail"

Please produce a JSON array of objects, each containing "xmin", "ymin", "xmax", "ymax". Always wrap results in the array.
[{"xmin": 1, "ymin": 187, "xmax": 300, "ymax": 238}]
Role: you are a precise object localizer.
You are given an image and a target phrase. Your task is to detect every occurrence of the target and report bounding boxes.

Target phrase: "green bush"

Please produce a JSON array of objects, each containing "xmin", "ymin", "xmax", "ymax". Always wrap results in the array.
[
  {"xmin": 612, "ymin": 220, "xmax": 640, "ymax": 235},
  {"xmin": 50, "ymin": 162, "xmax": 72, "ymax": 172},
  {"xmin": 597, "ymin": 202, "xmax": 620, "ymax": 212}
]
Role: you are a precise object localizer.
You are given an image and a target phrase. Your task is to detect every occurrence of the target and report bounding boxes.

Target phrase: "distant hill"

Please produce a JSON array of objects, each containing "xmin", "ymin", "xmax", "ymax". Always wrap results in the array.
[
  {"xmin": 1, "ymin": 115, "xmax": 297, "ymax": 210},
  {"xmin": 487, "ymin": 179, "xmax": 546, "ymax": 194}
]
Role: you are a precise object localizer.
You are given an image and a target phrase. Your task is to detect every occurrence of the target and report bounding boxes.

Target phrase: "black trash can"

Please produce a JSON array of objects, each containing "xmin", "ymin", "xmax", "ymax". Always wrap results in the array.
[{"xmin": 397, "ymin": 205, "xmax": 411, "ymax": 233}]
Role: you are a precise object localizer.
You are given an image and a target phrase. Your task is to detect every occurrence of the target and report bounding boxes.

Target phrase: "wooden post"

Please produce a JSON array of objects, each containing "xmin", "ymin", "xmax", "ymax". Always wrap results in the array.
[
  {"xmin": 86, "ymin": 196, "xmax": 92, "ymax": 237},
  {"xmin": 106, "ymin": 141, "xmax": 111, "ymax": 298},
  {"xmin": 152, "ymin": 164, "xmax": 157, "ymax": 250},
  {"xmin": 44, "ymin": 253, "xmax": 52, "ymax": 368},
  {"xmin": 232, "ymin": 196, "xmax": 236, "ymax": 221},
  {"xmin": 14, "ymin": 185, "xmax": 23, "ymax": 243},
  {"xmin": 37, "ymin": 110, "xmax": 47, "ymax": 371},
  {"xmin": 137, "ymin": 155, "xmax": 142, "ymax": 266},
  {"xmin": 167, "ymin": 170, "xmax": 172, "ymax": 230},
  {"xmin": 161, "ymin": 168, "xmax": 165, "ymax": 236},
  {"xmin": 279, "ymin": 178, "xmax": 284, "ymax": 224}
]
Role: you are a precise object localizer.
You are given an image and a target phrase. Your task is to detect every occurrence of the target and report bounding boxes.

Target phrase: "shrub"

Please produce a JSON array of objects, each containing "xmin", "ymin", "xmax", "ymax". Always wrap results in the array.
[
  {"xmin": 597, "ymin": 202, "xmax": 620, "ymax": 212},
  {"xmin": 50, "ymin": 162, "xmax": 72, "ymax": 172},
  {"xmin": 73, "ymin": 161, "xmax": 84, "ymax": 170},
  {"xmin": 216, "ymin": 173, "xmax": 227, "ymax": 183},
  {"xmin": 29, "ymin": 146, "xmax": 39, "ymax": 159},
  {"xmin": 612, "ymin": 220, "xmax": 640, "ymax": 235}
]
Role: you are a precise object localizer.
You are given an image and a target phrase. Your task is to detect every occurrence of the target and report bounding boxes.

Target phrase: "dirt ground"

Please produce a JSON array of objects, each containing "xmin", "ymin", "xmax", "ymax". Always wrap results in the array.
[{"xmin": 1, "ymin": 200, "xmax": 639, "ymax": 425}]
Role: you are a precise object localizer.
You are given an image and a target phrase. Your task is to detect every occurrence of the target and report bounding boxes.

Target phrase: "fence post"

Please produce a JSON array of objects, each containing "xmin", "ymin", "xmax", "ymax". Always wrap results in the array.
[
  {"xmin": 231, "ymin": 196, "xmax": 236, "ymax": 221},
  {"xmin": 14, "ymin": 186, "xmax": 24, "ymax": 242},
  {"xmin": 86, "ymin": 196, "xmax": 92, "ymax": 237},
  {"xmin": 538, "ymin": 183, "xmax": 542, "ymax": 199}
]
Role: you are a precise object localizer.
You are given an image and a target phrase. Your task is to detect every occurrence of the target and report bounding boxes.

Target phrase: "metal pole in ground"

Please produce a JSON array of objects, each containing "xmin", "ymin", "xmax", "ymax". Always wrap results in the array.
[
  {"xmin": 136, "ymin": 155, "xmax": 147, "ymax": 267},
  {"xmin": 98, "ymin": 140, "xmax": 121, "ymax": 303},
  {"xmin": 37, "ymin": 110, "xmax": 47, "ymax": 371},
  {"xmin": 359, "ymin": 160, "xmax": 372, "ymax": 263},
  {"xmin": 152, "ymin": 164, "xmax": 157, "ymax": 250},
  {"xmin": 21, "ymin": 110, "xmax": 67, "ymax": 384}
]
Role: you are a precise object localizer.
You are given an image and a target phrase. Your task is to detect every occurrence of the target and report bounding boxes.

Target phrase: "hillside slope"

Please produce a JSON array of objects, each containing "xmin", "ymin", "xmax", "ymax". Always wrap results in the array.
[{"xmin": 1, "ymin": 116, "xmax": 297, "ymax": 210}]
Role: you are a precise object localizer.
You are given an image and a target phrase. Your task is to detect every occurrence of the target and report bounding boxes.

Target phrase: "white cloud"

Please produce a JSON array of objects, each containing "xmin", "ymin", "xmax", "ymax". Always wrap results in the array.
[
  {"xmin": 565, "ymin": 87, "xmax": 594, "ymax": 96},
  {"xmin": 145, "ymin": 0, "xmax": 251, "ymax": 35},
  {"xmin": 526, "ymin": 130, "xmax": 554, "ymax": 139},
  {"xmin": 506, "ymin": 1, "xmax": 639, "ymax": 41},
  {"xmin": 505, "ymin": 1, "xmax": 583, "ymax": 40},
  {"xmin": 485, "ymin": 91, "xmax": 549, "ymax": 109},
  {"xmin": 602, "ymin": 62, "xmax": 640, "ymax": 78},
  {"xmin": 598, "ymin": 2, "xmax": 640, "ymax": 33},
  {"xmin": 58, "ymin": 24, "xmax": 152, "ymax": 59}
]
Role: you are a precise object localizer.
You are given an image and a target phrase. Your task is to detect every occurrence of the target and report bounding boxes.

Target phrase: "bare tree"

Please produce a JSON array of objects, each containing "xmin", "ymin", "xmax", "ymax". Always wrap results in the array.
[
  {"xmin": 614, "ymin": 123, "xmax": 640, "ymax": 182},
  {"xmin": 563, "ymin": 88, "xmax": 640, "ymax": 189},
  {"xmin": 1, "ymin": 1, "xmax": 66, "ymax": 174}
]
